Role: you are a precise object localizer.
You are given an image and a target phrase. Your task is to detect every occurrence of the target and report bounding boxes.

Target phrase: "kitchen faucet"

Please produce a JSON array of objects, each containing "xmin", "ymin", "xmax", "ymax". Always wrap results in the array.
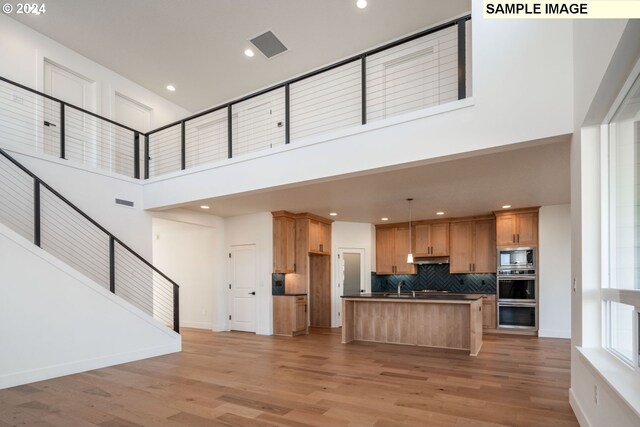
[{"xmin": 397, "ymin": 280, "xmax": 405, "ymax": 295}]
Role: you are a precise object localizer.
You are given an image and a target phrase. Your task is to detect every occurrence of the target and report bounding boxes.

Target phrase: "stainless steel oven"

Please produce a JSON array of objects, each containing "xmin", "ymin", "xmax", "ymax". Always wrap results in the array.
[
  {"xmin": 496, "ymin": 247, "xmax": 537, "ymax": 330},
  {"xmin": 497, "ymin": 274, "xmax": 536, "ymax": 302},
  {"xmin": 498, "ymin": 303, "xmax": 536, "ymax": 328}
]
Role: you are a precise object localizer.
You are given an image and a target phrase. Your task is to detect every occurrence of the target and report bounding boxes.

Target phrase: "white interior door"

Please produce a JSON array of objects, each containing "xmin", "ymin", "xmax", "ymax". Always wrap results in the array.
[
  {"xmin": 114, "ymin": 92, "xmax": 151, "ymax": 175},
  {"xmin": 43, "ymin": 60, "xmax": 97, "ymax": 164},
  {"xmin": 335, "ymin": 248, "xmax": 366, "ymax": 326},
  {"xmin": 229, "ymin": 244, "xmax": 257, "ymax": 332}
]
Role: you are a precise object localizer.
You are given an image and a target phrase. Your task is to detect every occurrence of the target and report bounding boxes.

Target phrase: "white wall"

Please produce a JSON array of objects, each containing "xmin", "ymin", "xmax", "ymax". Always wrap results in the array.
[
  {"xmin": 570, "ymin": 19, "xmax": 640, "ymax": 427},
  {"xmin": 8, "ymin": 151, "xmax": 153, "ymax": 259},
  {"xmin": 152, "ymin": 217, "xmax": 219, "ymax": 330},
  {"xmin": 224, "ymin": 212, "xmax": 273, "ymax": 335},
  {"xmin": 0, "ymin": 14, "xmax": 190, "ymax": 127},
  {"xmin": 331, "ymin": 221, "xmax": 375, "ymax": 327},
  {"xmin": 538, "ymin": 204, "xmax": 571, "ymax": 339},
  {"xmin": 143, "ymin": 3, "xmax": 573, "ymax": 210},
  {"xmin": 0, "ymin": 223, "xmax": 180, "ymax": 390}
]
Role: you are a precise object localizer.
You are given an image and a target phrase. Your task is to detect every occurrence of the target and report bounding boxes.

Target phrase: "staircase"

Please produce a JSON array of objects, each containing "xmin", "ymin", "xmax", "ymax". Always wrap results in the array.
[{"xmin": 0, "ymin": 146, "xmax": 179, "ymax": 333}]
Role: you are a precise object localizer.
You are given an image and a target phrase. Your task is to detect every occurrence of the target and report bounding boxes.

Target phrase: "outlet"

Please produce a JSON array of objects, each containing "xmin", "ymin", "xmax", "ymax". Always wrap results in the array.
[{"xmin": 594, "ymin": 384, "xmax": 599, "ymax": 405}]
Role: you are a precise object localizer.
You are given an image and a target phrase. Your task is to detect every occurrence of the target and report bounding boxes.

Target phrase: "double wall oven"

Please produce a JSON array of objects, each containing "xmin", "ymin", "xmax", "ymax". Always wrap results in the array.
[{"xmin": 497, "ymin": 247, "xmax": 537, "ymax": 329}]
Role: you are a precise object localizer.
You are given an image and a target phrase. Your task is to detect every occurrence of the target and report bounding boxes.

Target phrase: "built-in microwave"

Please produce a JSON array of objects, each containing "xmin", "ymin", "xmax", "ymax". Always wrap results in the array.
[{"xmin": 498, "ymin": 247, "xmax": 535, "ymax": 270}]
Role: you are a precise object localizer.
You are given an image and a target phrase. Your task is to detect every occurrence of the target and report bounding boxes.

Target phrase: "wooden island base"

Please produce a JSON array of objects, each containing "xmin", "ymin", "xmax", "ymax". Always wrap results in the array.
[{"xmin": 342, "ymin": 297, "xmax": 483, "ymax": 356}]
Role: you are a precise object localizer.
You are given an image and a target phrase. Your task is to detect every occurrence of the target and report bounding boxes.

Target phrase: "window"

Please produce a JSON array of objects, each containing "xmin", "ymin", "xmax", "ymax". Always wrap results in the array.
[{"xmin": 604, "ymin": 71, "xmax": 640, "ymax": 368}]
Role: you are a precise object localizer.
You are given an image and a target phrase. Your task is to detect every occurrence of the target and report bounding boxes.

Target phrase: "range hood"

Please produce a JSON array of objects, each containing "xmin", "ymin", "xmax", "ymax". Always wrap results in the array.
[{"xmin": 412, "ymin": 256, "xmax": 450, "ymax": 265}]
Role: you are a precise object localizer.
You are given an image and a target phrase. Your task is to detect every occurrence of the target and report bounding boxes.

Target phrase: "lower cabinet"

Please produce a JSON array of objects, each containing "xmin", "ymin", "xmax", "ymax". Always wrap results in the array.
[
  {"xmin": 482, "ymin": 294, "xmax": 497, "ymax": 329},
  {"xmin": 273, "ymin": 295, "xmax": 308, "ymax": 336}
]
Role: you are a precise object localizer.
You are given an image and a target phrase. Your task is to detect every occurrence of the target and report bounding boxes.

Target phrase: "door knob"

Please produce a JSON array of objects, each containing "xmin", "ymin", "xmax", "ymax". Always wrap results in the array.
[{"xmin": 249, "ymin": 291, "xmax": 256, "ymax": 295}]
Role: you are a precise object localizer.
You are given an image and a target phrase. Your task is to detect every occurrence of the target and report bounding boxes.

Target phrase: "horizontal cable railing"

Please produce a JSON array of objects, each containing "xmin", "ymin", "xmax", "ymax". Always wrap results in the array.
[
  {"xmin": 0, "ymin": 148, "xmax": 179, "ymax": 333},
  {"xmin": 0, "ymin": 16, "xmax": 470, "ymax": 182},
  {"xmin": 0, "ymin": 76, "xmax": 142, "ymax": 179},
  {"xmin": 145, "ymin": 15, "xmax": 471, "ymax": 179}
]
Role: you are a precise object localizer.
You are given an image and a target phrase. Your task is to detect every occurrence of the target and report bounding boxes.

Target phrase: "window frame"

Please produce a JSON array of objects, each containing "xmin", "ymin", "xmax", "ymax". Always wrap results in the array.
[{"xmin": 602, "ymin": 64, "xmax": 640, "ymax": 371}]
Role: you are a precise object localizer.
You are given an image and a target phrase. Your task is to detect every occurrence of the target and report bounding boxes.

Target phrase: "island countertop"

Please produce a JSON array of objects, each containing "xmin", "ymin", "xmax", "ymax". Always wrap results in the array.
[
  {"xmin": 342, "ymin": 293, "xmax": 483, "ymax": 355},
  {"xmin": 341, "ymin": 293, "xmax": 482, "ymax": 302}
]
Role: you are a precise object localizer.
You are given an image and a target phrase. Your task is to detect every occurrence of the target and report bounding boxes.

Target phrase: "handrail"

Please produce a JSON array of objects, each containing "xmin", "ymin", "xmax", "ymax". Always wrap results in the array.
[
  {"xmin": 147, "ymin": 14, "xmax": 471, "ymax": 137},
  {"xmin": 0, "ymin": 146, "xmax": 180, "ymax": 332},
  {"xmin": 0, "ymin": 76, "xmax": 145, "ymax": 135}
]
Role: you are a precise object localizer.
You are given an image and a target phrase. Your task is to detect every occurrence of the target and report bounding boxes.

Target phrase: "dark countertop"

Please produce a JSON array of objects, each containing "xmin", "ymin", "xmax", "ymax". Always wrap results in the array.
[
  {"xmin": 342, "ymin": 293, "xmax": 482, "ymax": 301},
  {"xmin": 273, "ymin": 293, "xmax": 307, "ymax": 297}
]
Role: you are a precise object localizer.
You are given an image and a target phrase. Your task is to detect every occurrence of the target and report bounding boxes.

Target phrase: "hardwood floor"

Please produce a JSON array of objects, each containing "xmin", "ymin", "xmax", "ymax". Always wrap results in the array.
[{"xmin": 0, "ymin": 328, "xmax": 578, "ymax": 427}]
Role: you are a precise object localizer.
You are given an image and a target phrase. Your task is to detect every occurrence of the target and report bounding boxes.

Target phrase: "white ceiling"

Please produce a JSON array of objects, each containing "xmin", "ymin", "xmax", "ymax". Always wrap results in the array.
[
  {"xmin": 11, "ymin": 0, "xmax": 471, "ymax": 112},
  {"xmin": 178, "ymin": 137, "xmax": 571, "ymax": 223}
]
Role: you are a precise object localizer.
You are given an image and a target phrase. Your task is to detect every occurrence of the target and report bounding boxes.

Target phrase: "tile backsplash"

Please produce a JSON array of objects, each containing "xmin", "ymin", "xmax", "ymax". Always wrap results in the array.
[{"xmin": 372, "ymin": 263, "xmax": 496, "ymax": 294}]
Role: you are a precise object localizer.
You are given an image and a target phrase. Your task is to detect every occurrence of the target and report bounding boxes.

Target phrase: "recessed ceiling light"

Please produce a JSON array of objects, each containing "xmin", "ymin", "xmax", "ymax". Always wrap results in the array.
[
  {"xmin": 200, "ymin": 205, "xmax": 210, "ymax": 209},
  {"xmin": 502, "ymin": 205, "xmax": 511, "ymax": 209},
  {"xmin": 436, "ymin": 212, "xmax": 445, "ymax": 216},
  {"xmin": 381, "ymin": 217, "xmax": 389, "ymax": 221},
  {"xmin": 166, "ymin": 84, "xmax": 176, "ymax": 92},
  {"xmin": 244, "ymin": 48, "xmax": 255, "ymax": 57},
  {"xmin": 329, "ymin": 212, "xmax": 338, "ymax": 216},
  {"xmin": 356, "ymin": 0, "xmax": 368, "ymax": 9}
]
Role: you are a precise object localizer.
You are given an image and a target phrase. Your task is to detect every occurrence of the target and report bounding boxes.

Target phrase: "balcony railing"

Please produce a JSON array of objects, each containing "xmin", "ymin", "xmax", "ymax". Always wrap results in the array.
[
  {"xmin": 0, "ymin": 15, "xmax": 470, "ymax": 181},
  {"xmin": 145, "ymin": 15, "xmax": 471, "ymax": 179}
]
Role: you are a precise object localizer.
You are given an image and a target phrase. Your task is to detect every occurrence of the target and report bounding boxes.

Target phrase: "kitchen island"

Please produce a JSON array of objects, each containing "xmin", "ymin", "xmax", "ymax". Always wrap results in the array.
[{"xmin": 341, "ymin": 293, "xmax": 483, "ymax": 355}]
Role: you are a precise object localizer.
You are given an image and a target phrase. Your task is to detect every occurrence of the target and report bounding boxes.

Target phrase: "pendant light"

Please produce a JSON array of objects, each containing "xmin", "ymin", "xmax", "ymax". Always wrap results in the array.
[{"xmin": 407, "ymin": 198, "xmax": 414, "ymax": 264}]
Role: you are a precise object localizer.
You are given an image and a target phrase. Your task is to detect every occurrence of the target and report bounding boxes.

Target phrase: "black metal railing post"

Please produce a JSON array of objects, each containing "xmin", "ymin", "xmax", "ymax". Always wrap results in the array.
[
  {"xmin": 173, "ymin": 284, "xmax": 180, "ymax": 333},
  {"xmin": 144, "ymin": 134, "xmax": 149, "ymax": 179},
  {"xmin": 134, "ymin": 132, "xmax": 140, "ymax": 179},
  {"xmin": 33, "ymin": 178, "xmax": 41, "ymax": 247},
  {"xmin": 180, "ymin": 121, "xmax": 186, "ymax": 170},
  {"xmin": 285, "ymin": 84, "xmax": 290, "ymax": 144},
  {"xmin": 227, "ymin": 105, "xmax": 233, "ymax": 159},
  {"xmin": 59, "ymin": 103, "xmax": 66, "ymax": 159},
  {"xmin": 457, "ymin": 18, "xmax": 466, "ymax": 100},
  {"xmin": 361, "ymin": 55, "xmax": 367, "ymax": 125},
  {"xmin": 109, "ymin": 236, "xmax": 115, "ymax": 294}
]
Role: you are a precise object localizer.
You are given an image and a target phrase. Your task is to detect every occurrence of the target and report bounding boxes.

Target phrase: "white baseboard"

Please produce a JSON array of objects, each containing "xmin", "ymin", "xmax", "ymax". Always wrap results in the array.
[
  {"xmin": 211, "ymin": 322, "xmax": 227, "ymax": 332},
  {"xmin": 0, "ymin": 342, "xmax": 180, "ymax": 390},
  {"xmin": 255, "ymin": 327, "xmax": 272, "ymax": 336},
  {"xmin": 181, "ymin": 321, "xmax": 213, "ymax": 330},
  {"xmin": 539, "ymin": 329, "xmax": 571, "ymax": 339},
  {"xmin": 570, "ymin": 387, "xmax": 592, "ymax": 427}
]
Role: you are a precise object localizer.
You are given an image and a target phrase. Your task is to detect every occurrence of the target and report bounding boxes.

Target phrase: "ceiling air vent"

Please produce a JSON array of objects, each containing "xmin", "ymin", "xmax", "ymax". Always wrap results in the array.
[{"xmin": 250, "ymin": 31, "xmax": 288, "ymax": 59}]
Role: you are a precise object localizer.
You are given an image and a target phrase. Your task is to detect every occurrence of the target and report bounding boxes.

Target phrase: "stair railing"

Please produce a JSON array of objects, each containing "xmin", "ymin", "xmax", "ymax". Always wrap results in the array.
[{"xmin": 0, "ymin": 147, "xmax": 179, "ymax": 333}]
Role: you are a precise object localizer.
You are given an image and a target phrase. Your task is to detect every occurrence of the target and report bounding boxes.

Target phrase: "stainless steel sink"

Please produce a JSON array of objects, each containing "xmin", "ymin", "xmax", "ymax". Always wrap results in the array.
[{"xmin": 384, "ymin": 294, "xmax": 414, "ymax": 298}]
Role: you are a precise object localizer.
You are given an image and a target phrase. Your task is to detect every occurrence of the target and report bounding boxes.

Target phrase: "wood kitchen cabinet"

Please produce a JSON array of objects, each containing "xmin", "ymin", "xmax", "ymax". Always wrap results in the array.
[
  {"xmin": 283, "ymin": 213, "xmax": 332, "ymax": 327},
  {"xmin": 309, "ymin": 219, "xmax": 331, "ymax": 254},
  {"xmin": 273, "ymin": 295, "xmax": 308, "ymax": 336},
  {"xmin": 450, "ymin": 216, "xmax": 496, "ymax": 274},
  {"xmin": 482, "ymin": 294, "xmax": 497, "ymax": 329},
  {"xmin": 414, "ymin": 221, "xmax": 449, "ymax": 257},
  {"xmin": 376, "ymin": 224, "xmax": 417, "ymax": 275},
  {"xmin": 495, "ymin": 208, "xmax": 539, "ymax": 246},
  {"xmin": 272, "ymin": 211, "xmax": 296, "ymax": 273}
]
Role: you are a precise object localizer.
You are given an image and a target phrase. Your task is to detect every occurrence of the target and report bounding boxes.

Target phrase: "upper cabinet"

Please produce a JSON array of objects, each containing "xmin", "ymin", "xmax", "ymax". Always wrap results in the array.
[
  {"xmin": 376, "ymin": 224, "xmax": 417, "ymax": 275},
  {"xmin": 414, "ymin": 221, "xmax": 449, "ymax": 257},
  {"xmin": 308, "ymin": 219, "xmax": 331, "ymax": 254},
  {"xmin": 494, "ymin": 208, "xmax": 539, "ymax": 246},
  {"xmin": 272, "ymin": 211, "xmax": 296, "ymax": 273},
  {"xmin": 449, "ymin": 217, "xmax": 496, "ymax": 274},
  {"xmin": 272, "ymin": 212, "xmax": 333, "ymax": 275}
]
